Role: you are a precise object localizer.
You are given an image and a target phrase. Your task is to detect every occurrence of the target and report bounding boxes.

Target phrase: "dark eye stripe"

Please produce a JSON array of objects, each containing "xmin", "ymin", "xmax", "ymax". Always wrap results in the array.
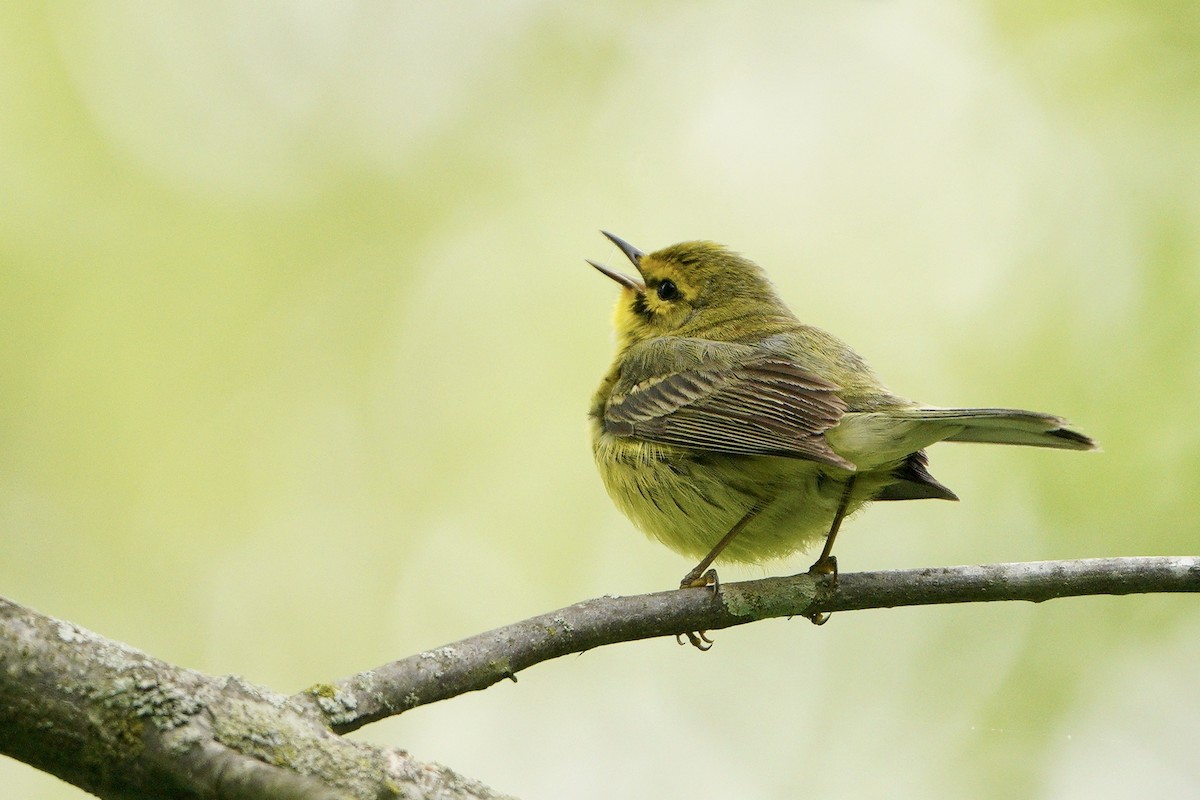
[{"xmin": 631, "ymin": 292, "xmax": 653, "ymax": 320}]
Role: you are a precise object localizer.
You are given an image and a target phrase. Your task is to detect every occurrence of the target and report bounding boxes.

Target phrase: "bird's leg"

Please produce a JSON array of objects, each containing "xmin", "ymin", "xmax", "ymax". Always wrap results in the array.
[
  {"xmin": 806, "ymin": 474, "xmax": 857, "ymax": 625},
  {"xmin": 679, "ymin": 504, "xmax": 762, "ymax": 589},
  {"xmin": 675, "ymin": 504, "xmax": 762, "ymax": 652},
  {"xmin": 808, "ymin": 474, "xmax": 857, "ymax": 578}
]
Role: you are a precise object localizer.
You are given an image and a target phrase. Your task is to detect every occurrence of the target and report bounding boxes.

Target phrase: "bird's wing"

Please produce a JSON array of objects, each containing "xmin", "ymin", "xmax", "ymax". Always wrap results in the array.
[{"xmin": 603, "ymin": 338, "xmax": 854, "ymax": 470}]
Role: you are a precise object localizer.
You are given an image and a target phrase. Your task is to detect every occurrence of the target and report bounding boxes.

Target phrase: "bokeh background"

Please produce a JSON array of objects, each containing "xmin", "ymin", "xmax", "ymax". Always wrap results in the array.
[{"xmin": 2, "ymin": 2, "xmax": 1198, "ymax": 798}]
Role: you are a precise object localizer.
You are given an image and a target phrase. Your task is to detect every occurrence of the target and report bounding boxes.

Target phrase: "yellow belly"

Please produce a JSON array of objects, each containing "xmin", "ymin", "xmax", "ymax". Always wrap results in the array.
[{"xmin": 593, "ymin": 430, "xmax": 878, "ymax": 564}]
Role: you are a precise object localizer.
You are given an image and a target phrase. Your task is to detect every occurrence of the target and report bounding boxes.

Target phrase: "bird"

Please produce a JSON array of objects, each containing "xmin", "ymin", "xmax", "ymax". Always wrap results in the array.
[{"xmin": 587, "ymin": 231, "xmax": 1095, "ymax": 627}]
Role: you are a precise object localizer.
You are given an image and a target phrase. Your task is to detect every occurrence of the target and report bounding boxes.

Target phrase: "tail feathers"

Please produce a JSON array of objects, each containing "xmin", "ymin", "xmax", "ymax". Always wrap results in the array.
[
  {"xmin": 905, "ymin": 407, "xmax": 1097, "ymax": 451},
  {"xmin": 874, "ymin": 450, "xmax": 960, "ymax": 502}
]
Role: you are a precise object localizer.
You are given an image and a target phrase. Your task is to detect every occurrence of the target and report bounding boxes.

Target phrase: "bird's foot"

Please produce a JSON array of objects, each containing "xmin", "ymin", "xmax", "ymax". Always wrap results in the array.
[
  {"xmin": 679, "ymin": 567, "xmax": 720, "ymax": 592},
  {"xmin": 805, "ymin": 555, "xmax": 838, "ymax": 626},
  {"xmin": 807, "ymin": 554, "xmax": 838, "ymax": 582},
  {"xmin": 677, "ymin": 568, "xmax": 720, "ymax": 650},
  {"xmin": 676, "ymin": 630, "xmax": 714, "ymax": 651}
]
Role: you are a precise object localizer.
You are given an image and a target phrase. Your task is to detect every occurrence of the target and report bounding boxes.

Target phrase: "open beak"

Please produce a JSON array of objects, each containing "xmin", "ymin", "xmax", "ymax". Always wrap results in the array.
[{"xmin": 587, "ymin": 230, "xmax": 646, "ymax": 293}]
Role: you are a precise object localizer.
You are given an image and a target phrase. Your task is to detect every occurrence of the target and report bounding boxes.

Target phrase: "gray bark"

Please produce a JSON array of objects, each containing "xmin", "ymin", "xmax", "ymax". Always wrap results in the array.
[{"xmin": 3, "ymin": 556, "xmax": 1197, "ymax": 797}]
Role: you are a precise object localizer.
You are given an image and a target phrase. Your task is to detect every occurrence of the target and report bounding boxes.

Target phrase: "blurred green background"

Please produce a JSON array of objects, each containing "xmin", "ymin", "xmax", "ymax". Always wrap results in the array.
[{"xmin": 2, "ymin": 2, "xmax": 1198, "ymax": 798}]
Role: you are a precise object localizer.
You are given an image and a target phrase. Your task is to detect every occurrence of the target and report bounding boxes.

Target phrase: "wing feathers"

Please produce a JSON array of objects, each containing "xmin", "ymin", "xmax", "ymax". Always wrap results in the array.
[{"xmin": 604, "ymin": 349, "xmax": 853, "ymax": 470}]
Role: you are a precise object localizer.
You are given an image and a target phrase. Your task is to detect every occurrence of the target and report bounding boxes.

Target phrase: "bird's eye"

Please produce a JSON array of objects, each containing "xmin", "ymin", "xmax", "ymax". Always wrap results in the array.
[{"xmin": 656, "ymin": 279, "xmax": 680, "ymax": 301}]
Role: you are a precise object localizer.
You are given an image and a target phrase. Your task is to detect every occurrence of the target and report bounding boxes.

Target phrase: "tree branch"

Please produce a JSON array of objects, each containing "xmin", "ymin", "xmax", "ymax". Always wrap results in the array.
[
  {"xmin": 304, "ymin": 556, "xmax": 1200, "ymax": 733},
  {"xmin": 4, "ymin": 557, "xmax": 1196, "ymax": 797},
  {"xmin": 0, "ymin": 597, "xmax": 510, "ymax": 800}
]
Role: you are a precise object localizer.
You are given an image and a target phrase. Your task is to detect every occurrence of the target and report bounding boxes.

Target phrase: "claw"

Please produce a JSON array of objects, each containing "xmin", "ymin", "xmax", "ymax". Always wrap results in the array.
[
  {"xmin": 806, "ymin": 555, "xmax": 838, "ymax": 625},
  {"xmin": 676, "ymin": 569, "xmax": 720, "ymax": 650},
  {"xmin": 677, "ymin": 630, "xmax": 714, "ymax": 651}
]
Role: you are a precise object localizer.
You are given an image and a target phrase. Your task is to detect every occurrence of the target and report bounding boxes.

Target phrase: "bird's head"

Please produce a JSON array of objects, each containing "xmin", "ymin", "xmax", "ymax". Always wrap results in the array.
[{"xmin": 588, "ymin": 232, "xmax": 794, "ymax": 349}]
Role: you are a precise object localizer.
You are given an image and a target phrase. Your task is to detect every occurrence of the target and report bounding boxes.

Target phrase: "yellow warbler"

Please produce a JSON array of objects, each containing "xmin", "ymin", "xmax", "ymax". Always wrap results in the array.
[{"xmin": 588, "ymin": 232, "xmax": 1095, "ymax": 598}]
